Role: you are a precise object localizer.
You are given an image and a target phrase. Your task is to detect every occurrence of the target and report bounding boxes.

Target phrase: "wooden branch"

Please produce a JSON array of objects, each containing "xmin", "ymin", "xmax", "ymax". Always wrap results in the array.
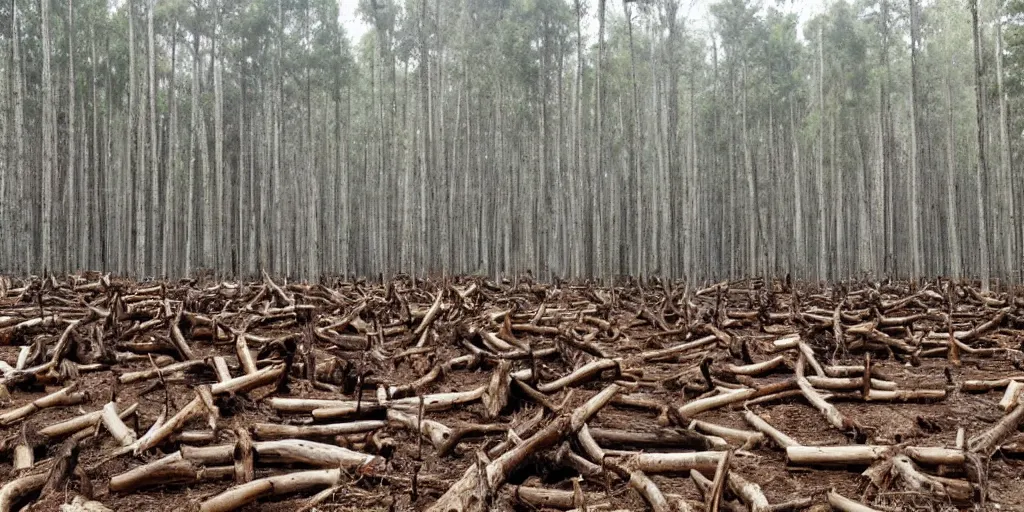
[
  {"xmin": 624, "ymin": 465, "xmax": 674, "ymax": 512},
  {"xmin": 743, "ymin": 410, "xmax": 799, "ymax": 449},
  {"xmin": 608, "ymin": 451, "xmax": 725, "ymax": 473},
  {"xmin": 426, "ymin": 383, "xmax": 622, "ymax": 512},
  {"xmin": 795, "ymin": 355, "xmax": 857, "ymax": 434},
  {"xmin": 200, "ymin": 468, "xmax": 348, "ymax": 512},
  {"xmin": 101, "ymin": 401, "xmax": 137, "ymax": 446},
  {"xmin": 537, "ymin": 358, "xmax": 618, "ymax": 393},
  {"xmin": 968, "ymin": 401, "xmax": 1024, "ymax": 456},
  {"xmin": 39, "ymin": 401, "xmax": 138, "ymax": 440},
  {"xmin": 688, "ymin": 419, "xmax": 763, "ymax": 448},
  {"xmin": 513, "ymin": 486, "xmax": 594, "ymax": 509},
  {"xmin": 826, "ymin": 491, "xmax": 883, "ymax": 512},
  {"xmin": 312, "ymin": 387, "xmax": 486, "ymax": 419},
  {"xmin": 233, "ymin": 427, "xmax": 254, "ymax": 484},
  {"xmin": 0, "ymin": 384, "xmax": 86, "ymax": 426},
  {"xmin": 119, "ymin": 359, "xmax": 208, "ymax": 384},
  {"xmin": 724, "ymin": 355, "xmax": 785, "ymax": 376},
  {"xmin": 707, "ymin": 449, "xmax": 732, "ymax": 512},
  {"xmin": 0, "ymin": 472, "xmax": 47, "ymax": 512},
  {"xmin": 235, "ymin": 334, "xmax": 257, "ymax": 375},
  {"xmin": 890, "ymin": 454, "xmax": 972, "ymax": 502},
  {"xmin": 252, "ymin": 420, "xmax": 386, "ymax": 440},
  {"xmin": 414, "ymin": 291, "xmax": 444, "ymax": 337},
  {"xmin": 727, "ymin": 471, "xmax": 770, "ymax": 512},
  {"xmin": 677, "ymin": 379, "xmax": 796, "ymax": 418},
  {"xmin": 169, "ymin": 306, "xmax": 196, "ymax": 360},
  {"xmin": 587, "ymin": 426, "xmax": 721, "ymax": 451},
  {"xmin": 999, "ymin": 380, "xmax": 1024, "ymax": 411},
  {"xmin": 786, "ymin": 445, "xmax": 891, "ymax": 466}
]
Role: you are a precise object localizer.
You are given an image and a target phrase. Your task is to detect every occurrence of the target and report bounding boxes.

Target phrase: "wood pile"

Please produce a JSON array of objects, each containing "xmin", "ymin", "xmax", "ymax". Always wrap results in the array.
[{"xmin": 1, "ymin": 274, "xmax": 1023, "ymax": 510}]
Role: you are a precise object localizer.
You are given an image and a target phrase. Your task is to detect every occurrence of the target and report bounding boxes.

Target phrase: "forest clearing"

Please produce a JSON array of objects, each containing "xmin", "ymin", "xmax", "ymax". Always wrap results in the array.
[{"xmin": 0, "ymin": 274, "xmax": 1021, "ymax": 511}]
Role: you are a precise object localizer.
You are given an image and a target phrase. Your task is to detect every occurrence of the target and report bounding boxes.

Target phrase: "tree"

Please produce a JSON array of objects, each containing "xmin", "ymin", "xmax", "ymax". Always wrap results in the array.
[{"xmin": 971, "ymin": 0, "xmax": 991, "ymax": 290}]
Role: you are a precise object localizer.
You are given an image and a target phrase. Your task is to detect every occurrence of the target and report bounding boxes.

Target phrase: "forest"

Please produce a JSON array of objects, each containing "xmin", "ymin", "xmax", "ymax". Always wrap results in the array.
[
  {"xmin": 0, "ymin": 0, "xmax": 1022, "ymax": 281},
  {"xmin": 7, "ymin": 3, "xmax": 1024, "ymax": 511}
]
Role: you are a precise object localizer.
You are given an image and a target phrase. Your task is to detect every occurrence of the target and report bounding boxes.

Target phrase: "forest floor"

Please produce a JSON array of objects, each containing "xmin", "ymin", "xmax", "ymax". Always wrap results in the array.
[{"xmin": 0, "ymin": 274, "xmax": 1022, "ymax": 511}]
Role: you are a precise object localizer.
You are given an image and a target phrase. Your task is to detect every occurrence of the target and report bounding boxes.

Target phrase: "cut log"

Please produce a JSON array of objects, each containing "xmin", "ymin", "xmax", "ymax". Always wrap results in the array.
[
  {"xmin": 826, "ymin": 491, "xmax": 883, "ymax": 512},
  {"xmin": 609, "ymin": 451, "xmax": 725, "ymax": 473},
  {"xmin": 587, "ymin": 426, "xmax": 722, "ymax": 451},
  {"xmin": 0, "ymin": 472, "xmax": 46, "ymax": 512},
  {"xmin": 425, "ymin": 383, "xmax": 622, "ymax": 512},
  {"xmin": 727, "ymin": 471, "xmax": 770, "ymax": 512},
  {"xmin": 743, "ymin": 411, "xmax": 799, "ymax": 449},
  {"xmin": 707, "ymin": 449, "xmax": 732, "ymax": 512},
  {"xmin": 795, "ymin": 355, "xmax": 858, "ymax": 434},
  {"xmin": 200, "ymin": 468, "xmax": 346, "ymax": 512},
  {"xmin": 0, "ymin": 384, "xmax": 87, "ymax": 426},
  {"xmin": 181, "ymin": 439, "xmax": 383, "ymax": 469},
  {"xmin": 251, "ymin": 420, "xmax": 386, "ymax": 440},
  {"xmin": 968, "ymin": 401, "xmax": 1024, "ymax": 456},
  {"xmin": 688, "ymin": 419, "xmax": 763, "ymax": 448},
  {"xmin": 999, "ymin": 380, "xmax": 1024, "ymax": 411},
  {"xmin": 119, "ymin": 359, "xmax": 207, "ymax": 384},
  {"xmin": 537, "ymin": 359, "xmax": 619, "ymax": 393},
  {"xmin": 786, "ymin": 445, "xmax": 891, "ymax": 466},
  {"xmin": 890, "ymin": 454, "xmax": 972, "ymax": 502},
  {"xmin": 101, "ymin": 402, "xmax": 137, "ymax": 446}
]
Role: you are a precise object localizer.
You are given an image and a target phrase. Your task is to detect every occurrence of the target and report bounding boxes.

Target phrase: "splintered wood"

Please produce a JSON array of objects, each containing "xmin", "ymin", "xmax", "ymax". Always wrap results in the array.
[{"xmin": 1, "ymin": 275, "xmax": 1024, "ymax": 510}]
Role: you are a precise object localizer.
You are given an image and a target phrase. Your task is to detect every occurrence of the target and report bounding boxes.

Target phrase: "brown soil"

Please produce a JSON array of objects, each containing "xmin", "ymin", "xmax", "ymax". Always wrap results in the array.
[{"xmin": 0, "ymin": 275, "xmax": 1022, "ymax": 511}]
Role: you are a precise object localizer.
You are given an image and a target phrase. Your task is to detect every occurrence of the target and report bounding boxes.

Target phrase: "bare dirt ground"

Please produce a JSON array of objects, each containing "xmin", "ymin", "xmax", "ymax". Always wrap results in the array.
[{"xmin": 1, "ymin": 274, "xmax": 1022, "ymax": 511}]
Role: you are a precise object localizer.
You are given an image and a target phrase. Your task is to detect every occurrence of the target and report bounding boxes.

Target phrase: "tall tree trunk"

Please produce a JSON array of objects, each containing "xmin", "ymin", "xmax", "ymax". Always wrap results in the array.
[
  {"xmin": 909, "ymin": 0, "xmax": 922, "ymax": 281},
  {"xmin": 945, "ymin": 76, "xmax": 961, "ymax": 276},
  {"xmin": 816, "ymin": 26, "xmax": 826, "ymax": 280},
  {"xmin": 791, "ymin": 100, "xmax": 803, "ymax": 276},
  {"xmin": 41, "ymin": 0, "xmax": 56, "ymax": 271},
  {"xmin": 163, "ymin": 21, "xmax": 178, "ymax": 276},
  {"xmin": 148, "ymin": 0, "xmax": 158, "ymax": 275},
  {"xmin": 213, "ymin": 0, "xmax": 225, "ymax": 277},
  {"xmin": 971, "ymin": 0, "xmax": 991, "ymax": 290},
  {"xmin": 186, "ymin": 21, "xmax": 200, "ymax": 276},
  {"xmin": 12, "ymin": 0, "xmax": 27, "ymax": 273},
  {"xmin": 65, "ymin": 0, "xmax": 77, "ymax": 272},
  {"xmin": 996, "ymin": 13, "xmax": 1015, "ymax": 281}
]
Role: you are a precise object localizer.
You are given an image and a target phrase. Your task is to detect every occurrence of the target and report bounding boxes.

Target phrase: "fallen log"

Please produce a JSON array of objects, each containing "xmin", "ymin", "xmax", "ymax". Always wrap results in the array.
[
  {"xmin": 587, "ymin": 427, "xmax": 722, "ymax": 451},
  {"xmin": 968, "ymin": 400, "xmax": 1024, "ymax": 456},
  {"xmin": 890, "ymin": 454, "xmax": 972, "ymax": 502},
  {"xmin": 786, "ymin": 445, "xmax": 891, "ymax": 466},
  {"xmin": 251, "ymin": 420, "xmax": 386, "ymax": 440},
  {"xmin": 0, "ymin": 472, "xmax": 47, "ymax": 512},
  {"xmin": 0, "ymin": 384, "xmax": 87, "ymax": 426},
  {"xmin": 425, "ymin": 383, "xmax": 623, "ymax": 512},
  {"xmin": 826, "ymin": 490, "xmax": 883, "ymax": 512},
  {"xmin": 743, "ymin": 411, "xmax": 799, "ymax": 449},
  {"xmin": 200, "ymin": 468, "xmax": 348, "ymax": 512}
]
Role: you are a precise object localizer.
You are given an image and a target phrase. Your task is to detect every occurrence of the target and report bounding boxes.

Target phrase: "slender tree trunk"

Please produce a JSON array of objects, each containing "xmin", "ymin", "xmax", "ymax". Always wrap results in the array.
[
  {"xmin": 12, "ymin": 0, "xmax": 27, "ymax": 273},
  {"xmin": 945, "ymin": 76, "xmax": 962, "ymax": 276},
  {"xmin": 909, "ymin": 0, "xmax": 922, "ymax": 281},
  {"xmin": 996, "ymin": 13, "xmax": 1015, "ymax": 281},
  {"xmin": 213, "ymin": 0, "xmax": 225, "ymax": 277},
  {"xmin": 163, "ymin": 21, "xmax": 178, "ymax": 276},
  {"xmin": 40, "ymin": 0, "xmax": 56, "ymax": 271},
  {"xmin": 971, "ymin": 0, "xmax": 991, "ymax": 290},
  {"xmin": 816, "ymin": 27, "xmax": 826, "ymax": 280},
  {"xmin": 186, "ymin": 23, "xmax": 200, "ymax": 276},
  {"xmin": 64, "ymin": 0, "xmax": 77, "ymax": 271},
  {"xmin": 147, "ymin": 0, "xmax": 158, "ymax": 276},
  {"xmin": 791, "ymin": 100, "xmax": 803, "ymax": 276}
]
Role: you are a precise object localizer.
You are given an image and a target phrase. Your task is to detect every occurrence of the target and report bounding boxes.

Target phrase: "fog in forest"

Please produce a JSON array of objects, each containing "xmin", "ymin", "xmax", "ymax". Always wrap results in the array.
[{"xmin": 0, "ymin": 0, "xmax": 1022, "ymax": 282}]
